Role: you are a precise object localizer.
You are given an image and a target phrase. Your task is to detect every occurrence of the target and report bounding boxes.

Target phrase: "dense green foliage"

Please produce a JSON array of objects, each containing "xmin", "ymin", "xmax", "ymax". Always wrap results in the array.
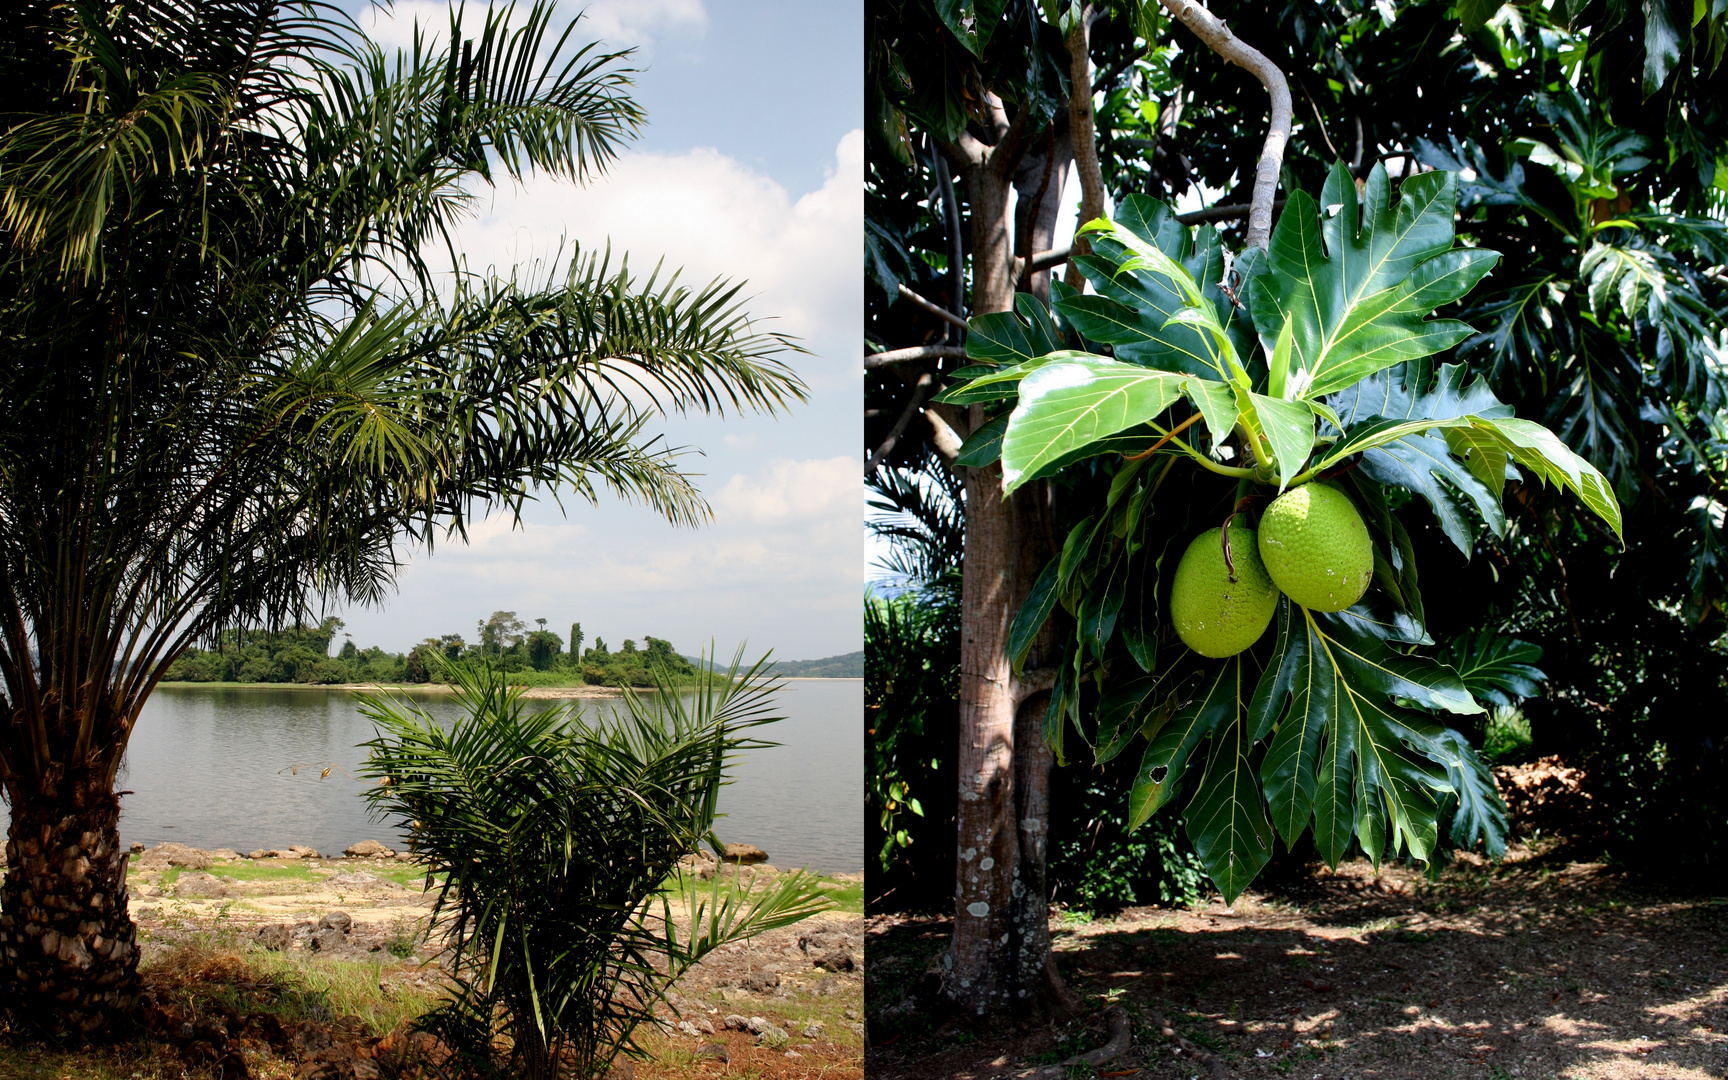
[
  {"xmin": 165, "ymin": 618, "xmax": 398, "ymax": 684},
  {"xmin": 163, "ymin": 613, "xmax": 700, "ymax": 688},
  {"xmin": 359, "ymin": 656, "xmax": 828, "ymax": 1080},
  {"xmin": 945, "ymin": 175, "xmax": 1612, "ymax": 901},
  {"xmin": 868, "ymin": 0, "xmax": 1728, "ymax": 899}
]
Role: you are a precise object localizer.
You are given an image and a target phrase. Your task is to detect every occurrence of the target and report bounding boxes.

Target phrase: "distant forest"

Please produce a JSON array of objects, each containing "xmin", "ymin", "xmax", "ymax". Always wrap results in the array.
[
  {"xmin": 765, "ymin": 652, "xmax": 862, "ymax": 678},
  {"xmin": 674, "ymin": 651, "xmax": 862, "ymax": 678},
  {"xmin": 164, "ymin": 612, "xmax": 710, "ymax": 688}
]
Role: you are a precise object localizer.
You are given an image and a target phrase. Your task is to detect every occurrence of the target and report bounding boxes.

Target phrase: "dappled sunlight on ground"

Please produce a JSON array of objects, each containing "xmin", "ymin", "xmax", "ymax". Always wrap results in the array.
[{"xmin": 867, "ymin": 840, "xmax": 1728, "ymax": 1080}]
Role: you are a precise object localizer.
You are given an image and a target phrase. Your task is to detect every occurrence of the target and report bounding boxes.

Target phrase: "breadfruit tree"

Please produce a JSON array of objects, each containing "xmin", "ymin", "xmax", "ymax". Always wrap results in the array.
[{"xmin": 941, "ymin": 161, "xmax": 1623, "ymax": 901}]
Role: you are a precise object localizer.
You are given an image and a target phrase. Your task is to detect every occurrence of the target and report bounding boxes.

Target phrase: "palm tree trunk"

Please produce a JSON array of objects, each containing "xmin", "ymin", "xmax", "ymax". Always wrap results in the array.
[{"xmin": 0, "ymin": 769, "xmax": 139, "ymax": 1035}]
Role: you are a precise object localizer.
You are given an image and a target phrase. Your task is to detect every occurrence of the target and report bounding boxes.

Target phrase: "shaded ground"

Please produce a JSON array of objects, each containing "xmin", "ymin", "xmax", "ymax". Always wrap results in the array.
[
  {"xmin": 866, "ymin": 839, "xmax": 1728, "ymax": 1080},
  {"xmin": 0, "ymin": 849, "xmax": 863, "ymax": 1079}
]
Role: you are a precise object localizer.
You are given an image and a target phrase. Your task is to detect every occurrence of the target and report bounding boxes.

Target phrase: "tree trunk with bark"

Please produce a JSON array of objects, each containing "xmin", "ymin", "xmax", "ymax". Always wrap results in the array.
[
  {"xmin": 0, "ymin": 763, "xmax": 139, "ymax": 1035},
  {"xmin": 939, "ymin": 92, "xmax": 1078, "ymax": 1025}
]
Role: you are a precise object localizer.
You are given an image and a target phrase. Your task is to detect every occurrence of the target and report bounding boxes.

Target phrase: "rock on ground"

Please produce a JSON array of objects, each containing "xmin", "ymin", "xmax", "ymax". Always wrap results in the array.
[
  {"xmin": 721, "ymin": 842, "xmax": 768, "ymax": 864},
  {"xmin": 343, "ymin": 840, "xmax": 393, "ymax": 858},
  {"xmin": 135, "ymin": 843, "xmax": 213, "ymax": 871},
  {"xmin": 255, "ymin": 924, "xmax": 292, "ymax": 951},
  {"xmin": 175, "ymin": 872, "xmax": 232, "ymax": 899}
]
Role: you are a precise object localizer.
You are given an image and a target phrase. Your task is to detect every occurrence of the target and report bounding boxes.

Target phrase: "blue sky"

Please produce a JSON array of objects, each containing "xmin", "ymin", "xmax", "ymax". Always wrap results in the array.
[{"xmin": 329, "ymin": 1, "xmax": 862, "ymax": 660}]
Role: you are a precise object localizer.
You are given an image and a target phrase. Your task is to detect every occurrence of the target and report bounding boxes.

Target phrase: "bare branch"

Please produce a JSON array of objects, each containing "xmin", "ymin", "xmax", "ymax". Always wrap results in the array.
[
  {"xmin": 926, "ymin": 405, "xmax": 965, "ymax": 462},
  {"xmin": 1064, "ymin": 7, "xmax": 1108, "ymax": 291},
  {"xmin": 865, "ymin": 371, "xmax": 935, "ymax": 476},
  {"xmin": 1155, "ymin": 0, "xmax": 1292, "ymax": 250},
  {"xmin": 865, "ymin": 344, "xmax": 967, "ymax": 370},
  {"xmin": 1015, "ymin": 199, "xmax": 1286, "ymax": 275},
  {"xmin": 897, "ymin": 283, "xmax": 969, "ymax": 331},
  {"xmin": 935, "ymin": 152, "xmax": 966, "ymax": 321},
  {"xmin": 1014, "ymin": 666, "xmax": 1059, "ymax": 703}
]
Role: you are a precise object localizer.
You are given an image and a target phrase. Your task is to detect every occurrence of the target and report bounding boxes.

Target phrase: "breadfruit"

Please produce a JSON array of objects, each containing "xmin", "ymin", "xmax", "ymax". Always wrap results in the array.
[
  {"xmin": 1256, "ymin": 482, "xmax": 1373, "ymax": 612},
  {"xmin": 1170, "ymin": 522, "xmax": 1280, "ymax": 658}
]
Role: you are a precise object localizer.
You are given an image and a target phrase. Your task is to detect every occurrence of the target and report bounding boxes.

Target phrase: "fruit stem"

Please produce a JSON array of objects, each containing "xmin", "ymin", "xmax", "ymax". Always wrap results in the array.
[
  {"xmin": 1122, "ymin": 410, "xmax": 1206, "ymax": 462},
  {"xmin": 1219, "ymin": 489, "xmax": 1272, "ymax": 585}
]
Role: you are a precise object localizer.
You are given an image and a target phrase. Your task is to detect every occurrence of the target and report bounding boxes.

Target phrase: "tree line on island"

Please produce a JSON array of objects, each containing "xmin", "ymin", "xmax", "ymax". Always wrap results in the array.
[
  {"xmin": 164, "ymin": 612, "xmax": 863, "ymax": 687},
  {"xmin": 166, "ymin": 612, "xmax": 692, "ymax": 688}
]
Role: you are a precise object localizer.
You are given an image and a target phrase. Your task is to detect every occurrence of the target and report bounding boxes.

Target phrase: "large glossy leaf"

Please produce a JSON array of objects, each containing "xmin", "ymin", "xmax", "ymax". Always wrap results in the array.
[
  {"xmin": 1007, "ymin": 558, "xmax": 1061, "ymax": 674},
  {"xmin": 1254, "ymin": 600, "xmax": 1333, "ymax": 846},
  {"xmin": 999, "ymin": 358, "xmax": 1216, "ymax": 491},
  {"xmin": 1128, "ymin": 657, "xmax": 1244, "ymax": 829},
  {"xmin": 1439, "ymin": 629, "xmax": 1546, "ymax": 707},
  {"xmin": 1246, "ymin": 163, "xmax": 1500, "ymax": 400},
  {"xmin": 1458, "ymin": 415, "xmax": 1624, "ymax": 540},
  {"xmin": 1064, "ymin": 201, "xmax": 1254, "ymax": 378},
  {"xmin": 932, "ymin": 0, "xmax": 1008, "ymax": 57},
  {"xmin": 1427, "ymin": 728, "xmax": 1509, "ymax": 859},
  {"xmin": 1186, "ymin": 711, "xmax": 1275, "ymax": 904},
  {"xmin": 1326, "ymin": 361, "xmax": 1622, "ymax": 548},
  {"xmin": 1244, "ymin": 601, "xmax": 1497, "ymax": 869},
  {"xmin": 1244, "ymin": 390, "xmax": 1314, "ymax": 491}
]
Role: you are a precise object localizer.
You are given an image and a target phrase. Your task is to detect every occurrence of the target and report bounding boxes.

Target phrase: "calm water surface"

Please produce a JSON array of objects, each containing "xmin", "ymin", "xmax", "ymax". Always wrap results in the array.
[{"xmin": 119, "ymin": 679, "xmax": 862, "ymax": 873}]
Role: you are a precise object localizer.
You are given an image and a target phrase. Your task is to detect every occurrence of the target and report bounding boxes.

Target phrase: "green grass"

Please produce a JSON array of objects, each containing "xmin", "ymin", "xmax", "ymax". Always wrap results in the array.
[
  {"xmin": 240, "ymin": 950, "xmax": 439, "ymax": 1034},
  {"xmin": 141, "ymin": 939, "xmax": 440, "ymax": 1038},
  {"xmin": 203, "ymin": 860, "xmax": 320, "ymax": 882},
  {"xmin": 657, "ymin": 871, "xmax": 862, "ymax": 916},
  {"xmin": 1482, "ymin": 706, "xmax": 1534, "ymax": 764},
  {"xmin": 815, "ymin": 877, "xmax": 864, "ymax": 912},
  {"xmin": 0, "ymin": 1040, "xmax": 192, "ymax": 1080}
]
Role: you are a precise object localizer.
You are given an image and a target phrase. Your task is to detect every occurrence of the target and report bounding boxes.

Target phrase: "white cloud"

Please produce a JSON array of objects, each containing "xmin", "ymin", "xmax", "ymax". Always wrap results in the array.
[
  {"xmin": 453, "ymin": 130, "xmax": 863, "ymax": 346},
  {"xmin": 580, "ymin": 0, "xmax": 706, "ymax": 48},
  {"xmin": 336, "ymin": 456, "xmax": 861, "ymax": 657},
  {"xmin": 714, "ymin": 457, "xmax": 856, "ymax": 527},
  {"xmin": 359, "ymin": 0, "xmax": 703, "ymax": 54}
]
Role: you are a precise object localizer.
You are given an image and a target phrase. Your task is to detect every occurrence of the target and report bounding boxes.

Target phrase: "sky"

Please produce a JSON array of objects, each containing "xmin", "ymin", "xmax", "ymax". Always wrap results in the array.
[{"xmin": 327, "ymin": 1, "xmax": 863, "ymax": 660}]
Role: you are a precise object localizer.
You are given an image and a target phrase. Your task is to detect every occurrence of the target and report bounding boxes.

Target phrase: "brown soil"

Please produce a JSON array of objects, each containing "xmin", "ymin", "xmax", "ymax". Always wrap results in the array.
[
  {"xmin": 865, "ymin": 840, "xmax": 1728, "ymax": 1080},
  {"xmin": 0, "ymin": 857, "xmax": 863, "ymax": 1079},
  {"xmin": 630, "ymin": 910, "xmax": 866, "ymax": 1080}
]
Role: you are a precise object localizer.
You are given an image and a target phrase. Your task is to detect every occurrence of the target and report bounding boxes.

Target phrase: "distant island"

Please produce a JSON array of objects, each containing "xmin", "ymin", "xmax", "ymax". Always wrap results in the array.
[
  {"xmin": 763, "ymin": 652, "xmax": 863, "ymax": 678},
  {"xmin": 162, "ymin": 613, "xmax": 859, "ymax": 689},
  {"xmin": 678, "ymin": 652, "xmax": 860, "ymax": 677}
]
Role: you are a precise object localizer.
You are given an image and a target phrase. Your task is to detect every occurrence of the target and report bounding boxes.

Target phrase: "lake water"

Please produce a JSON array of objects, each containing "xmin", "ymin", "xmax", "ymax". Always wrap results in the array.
[{"xmin": 118, "ymin": 679, "xmax": 862, "ymax": 874}]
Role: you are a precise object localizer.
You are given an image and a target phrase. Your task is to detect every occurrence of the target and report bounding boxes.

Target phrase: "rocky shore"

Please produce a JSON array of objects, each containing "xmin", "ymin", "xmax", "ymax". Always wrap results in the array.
[{"xmin": 98, "ymin": 841, "xmax": 865, "ymax": 1078}]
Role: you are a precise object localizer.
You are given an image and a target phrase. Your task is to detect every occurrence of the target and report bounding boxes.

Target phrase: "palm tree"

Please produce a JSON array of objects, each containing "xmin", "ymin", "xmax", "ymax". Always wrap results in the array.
[
  {"xmin": 359, "ymin": 652, "xmax": 829, "ymax": 1080},
  {"xmin": 0, "ymin": 0, "xmax": 804, "ymax": 1034}
]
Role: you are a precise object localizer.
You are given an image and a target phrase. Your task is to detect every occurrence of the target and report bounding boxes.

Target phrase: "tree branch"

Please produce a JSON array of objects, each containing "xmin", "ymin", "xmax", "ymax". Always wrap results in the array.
[
  {"xmin": 935, "ymin": 151, "xmax": 966, "ymax": 322},
  {"xmin": 865, "ymin": 344, "xmax": 968, "ymax": 370},
  {"xmin": 897, "ymin": 283, "xmax": 969, "ymax": 331},
  {"xmin": 1064, "ymin": 7, "xmax": 1108, "ymax": 291},
  {"xmin": 1014, "ymin": 666, "xmax": 1059, "ymax": 703},
  {"xmin": 1016, "ymin": 199, "xmax": 1285, "ymax": 274},
  {"xmin": 925, "ymin": 405, "xmax": 965, "ymax": 462},
  {"xmin": 1155, "ymin": 0, "xmax": 1292, "ymax": 250},
  {"xmin": 866, "ymin": 371, "xmax": 935, "ymax": 477}
]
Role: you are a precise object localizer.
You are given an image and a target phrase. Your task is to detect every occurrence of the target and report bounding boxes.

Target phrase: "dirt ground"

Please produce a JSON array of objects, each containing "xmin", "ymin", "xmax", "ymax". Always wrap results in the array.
[
  {"xmin": 61, "ymin": 849, "xmax": 866, "ymax": 1079},
  {"xmin": 865, "ymin": 839, "xmax": 1728, "ymax": 1080}
]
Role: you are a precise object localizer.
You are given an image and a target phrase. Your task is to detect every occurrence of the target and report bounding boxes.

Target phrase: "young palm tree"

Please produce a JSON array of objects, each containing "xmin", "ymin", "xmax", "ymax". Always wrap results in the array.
[
  {"xmin": 0, "ymin": 0, "xmax": 803, "ymax": 1034},
  {"xmin": 359, "ymin": 653, "xmax": 828, "ymax": 1080}
]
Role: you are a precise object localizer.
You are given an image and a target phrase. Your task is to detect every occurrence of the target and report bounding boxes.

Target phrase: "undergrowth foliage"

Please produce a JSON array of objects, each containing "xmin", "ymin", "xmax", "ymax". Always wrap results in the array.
[
  {"xmin": 943, "ymin": 164, "xmax": 1622, "ymax": 902},
  {"xmin": 358, "ymin": 653, "xmax": 830, "ymax": 1080}
]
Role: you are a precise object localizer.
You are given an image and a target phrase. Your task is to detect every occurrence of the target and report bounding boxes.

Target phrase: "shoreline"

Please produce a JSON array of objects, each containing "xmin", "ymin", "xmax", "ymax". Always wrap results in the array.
[
  {"xmin": 155, "ymin": 676, "xmax": 862, "ymax": 697},
  {"xmin": 109, "ymin": 840, "xmax": 864, "ymax": 880}
]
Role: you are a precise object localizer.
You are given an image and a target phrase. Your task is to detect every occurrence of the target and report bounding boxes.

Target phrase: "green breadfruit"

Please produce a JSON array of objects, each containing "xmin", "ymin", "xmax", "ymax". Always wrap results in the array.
[
  {"xmin": 1170, "ymin": 523, "xmax": 1280, "ymax": 658},
  {"xmin": 1257, "ymin": 482, "xmax": 1373, "ymax": 612}
]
